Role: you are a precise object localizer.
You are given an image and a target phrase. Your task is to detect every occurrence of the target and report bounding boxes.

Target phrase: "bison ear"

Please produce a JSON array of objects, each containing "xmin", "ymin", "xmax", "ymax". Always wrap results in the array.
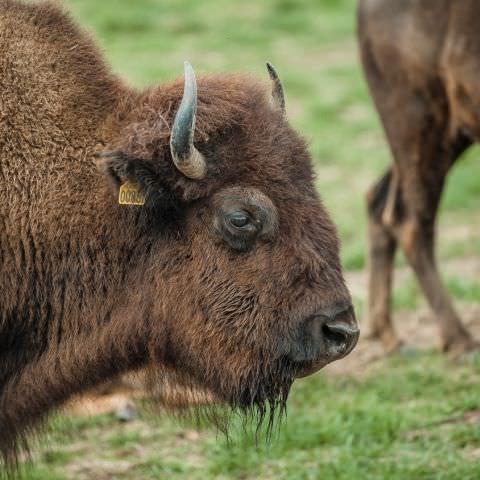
[
  {"xmin": 266, "ymin": 62, "xmax": 285, "ymax": 114},
  {"xmin": 95, "ymin": 151, "xmax": 176, "ymax": 207}
]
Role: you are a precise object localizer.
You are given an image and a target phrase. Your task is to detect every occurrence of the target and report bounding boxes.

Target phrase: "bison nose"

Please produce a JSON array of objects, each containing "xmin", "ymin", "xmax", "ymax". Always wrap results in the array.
[
  {"xmin": 289, "ymin": 303, "xmax": 359, "ymax": 369},
  {"xmin": 323, "ymin": 314, "xmax": 359, "ymax": 357}
]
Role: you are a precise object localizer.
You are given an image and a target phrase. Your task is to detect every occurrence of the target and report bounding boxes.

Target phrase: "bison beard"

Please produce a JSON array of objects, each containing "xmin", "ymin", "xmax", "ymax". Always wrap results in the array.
[
  {"xmin": 0, "ymin": 0, "xmax": 357, "ymax": 472},
  {"xmin": 146, "ymin": 356, "xmax": 296, "ymax": 436}
]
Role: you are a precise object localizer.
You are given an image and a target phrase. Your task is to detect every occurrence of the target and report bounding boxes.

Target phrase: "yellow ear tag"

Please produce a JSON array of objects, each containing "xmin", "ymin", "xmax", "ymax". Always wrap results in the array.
[{"xmin": 118, "ymin": 181, "xmax": 145, "ymax": 206}]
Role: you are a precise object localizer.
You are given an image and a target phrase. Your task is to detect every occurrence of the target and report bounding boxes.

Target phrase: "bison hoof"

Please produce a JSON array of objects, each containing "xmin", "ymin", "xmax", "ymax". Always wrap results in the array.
[{"xmin": 444, "ymin": 336, "xmax": 480, "ymax": 360}]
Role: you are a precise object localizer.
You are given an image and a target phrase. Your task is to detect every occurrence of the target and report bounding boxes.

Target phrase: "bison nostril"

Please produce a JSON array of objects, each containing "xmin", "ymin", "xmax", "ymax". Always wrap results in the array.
[
  {"xmin": 322, "ymin": 322, "xmax": 347, "ymax": 345},
  {"xmin": 288, "ymin": 302, "xmax": 359, "ymax": 369},
  {"xmin": 322, "ymin": 320, "xmax": 360, "ymax": 354}
]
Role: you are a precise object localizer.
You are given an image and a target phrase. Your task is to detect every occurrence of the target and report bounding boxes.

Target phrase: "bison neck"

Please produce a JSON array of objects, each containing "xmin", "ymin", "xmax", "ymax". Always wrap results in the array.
[
  {"xmin": 0, "ymin": 56, "xmax": 163, "ymax": 456},
  {"xmin": 0, "ymin": 210, "xmax": 168, "ymax": 456},
  {"xmin": 0, "ymin": 1, "xmax": 181, "ymax": 459}
]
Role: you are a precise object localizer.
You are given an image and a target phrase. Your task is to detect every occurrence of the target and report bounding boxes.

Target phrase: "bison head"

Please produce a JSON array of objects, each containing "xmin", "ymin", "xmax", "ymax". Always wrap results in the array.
[{"xmin": 97, "ymin": 63, "xmax": 358, "ymax": 422}]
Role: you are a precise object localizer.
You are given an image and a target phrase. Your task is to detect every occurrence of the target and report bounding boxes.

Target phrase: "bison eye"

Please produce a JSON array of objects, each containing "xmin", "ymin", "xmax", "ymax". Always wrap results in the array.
[
  {"xmin": 218, "ymin": 210, "xmax": 261, "ymax": 251},
  {"xmin": 214, "ymin": 188, "xmax": 277, "ymax": 252},
  {"xmin": 226, "ymin": 211, "xmax": 259, "ymax": 235},
  {"xmin": 229, "ymin": 212, "xmax": 250, "ymax": 228}
]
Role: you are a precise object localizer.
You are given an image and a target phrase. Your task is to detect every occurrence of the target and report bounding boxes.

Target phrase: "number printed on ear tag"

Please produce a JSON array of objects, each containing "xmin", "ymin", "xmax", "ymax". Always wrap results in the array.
[{"xmin": 118, "ymin": 181, "xmax": 145, "ymax": 206}]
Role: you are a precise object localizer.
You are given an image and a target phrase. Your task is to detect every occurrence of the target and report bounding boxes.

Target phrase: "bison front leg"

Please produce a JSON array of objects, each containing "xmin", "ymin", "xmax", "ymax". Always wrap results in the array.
[
  {"xmin": 366, "ymin": 161, "xmax": 476, "ymax": 356},
  {"xmin": 365, "ymin": 169, "xmax": 402, "ymax": 352},
  {"xmin": 398, "ymin": 215, "xmax": 476, "ymax": 357}
]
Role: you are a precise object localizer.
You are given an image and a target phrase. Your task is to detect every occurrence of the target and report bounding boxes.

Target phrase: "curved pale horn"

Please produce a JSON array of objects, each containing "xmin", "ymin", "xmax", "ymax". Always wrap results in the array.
[
  {"xmin": 170, "ymin": 62, "xmax": 207, "ymax": 179},
  {"xmin": 266, "ymin": 62, "xmax": 285, "ymax": 113}
]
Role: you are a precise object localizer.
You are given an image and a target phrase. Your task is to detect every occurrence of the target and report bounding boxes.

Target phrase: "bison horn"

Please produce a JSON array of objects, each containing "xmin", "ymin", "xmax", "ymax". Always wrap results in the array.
[
  {"xmin": 169, "ymin": 62, "xmax": 207, "ymax": 180},
  {"xmin": 266, "ymin": 62, "xmax": 285, "ymax": 113}
]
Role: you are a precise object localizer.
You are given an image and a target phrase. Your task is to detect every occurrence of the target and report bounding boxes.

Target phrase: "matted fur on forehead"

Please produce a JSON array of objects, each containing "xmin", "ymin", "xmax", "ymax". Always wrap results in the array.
[
  {"xmin": 101, "ymin": 72, "xmax": 313, "ymax": 206},
  {"xmin": 108, "ymin": 74, "xmax": 273, "ymax": 160}
]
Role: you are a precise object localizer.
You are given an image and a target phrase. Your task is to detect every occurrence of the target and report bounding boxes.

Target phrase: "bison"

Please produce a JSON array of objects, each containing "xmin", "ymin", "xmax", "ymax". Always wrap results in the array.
[
  {"xmin": 358, "ymin": 0, "xmax": 478, "ymax": 355},
  {"xmin": 0, "ymin": 0, "xmax": 359, "ymax": 468}
]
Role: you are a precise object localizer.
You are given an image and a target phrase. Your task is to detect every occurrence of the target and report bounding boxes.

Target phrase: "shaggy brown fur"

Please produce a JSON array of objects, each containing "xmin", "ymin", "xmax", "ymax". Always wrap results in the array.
[
  {"xmin": 0, "ymin": 0, "xmax": 356, "ymax": 470},
  {"xmin": 358, "ymin": 0, "xmax": 478, "ymax": 355}
]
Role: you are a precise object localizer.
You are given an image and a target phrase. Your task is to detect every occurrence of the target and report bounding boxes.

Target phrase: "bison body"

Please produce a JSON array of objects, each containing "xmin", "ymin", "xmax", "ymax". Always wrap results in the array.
[
  {"xmin": 0, "ymin": 0, "xmax": 358, "ymax": 466},
  {"xmin": 358, "ymin": 0, "xmax": 478, "ymax": 353}
]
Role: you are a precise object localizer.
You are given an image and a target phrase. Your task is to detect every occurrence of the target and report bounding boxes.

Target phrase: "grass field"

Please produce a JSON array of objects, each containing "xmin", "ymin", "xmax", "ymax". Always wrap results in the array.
[{"xmin": 15, "ymin": 0, "xmax": 480, "ymax": 478}]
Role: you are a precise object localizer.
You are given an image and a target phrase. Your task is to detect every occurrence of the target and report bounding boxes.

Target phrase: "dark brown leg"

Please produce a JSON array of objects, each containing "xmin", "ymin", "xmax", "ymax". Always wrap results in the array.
[
  {"xmin": 360, "ymin": 33, "xmax": 476, "ymax": 354},
  {"xmin": 365, "ymin": 170, "xmax": 401, "ymax": 352},
  {"xmin": 398, "ymin": 214, "xmax": 476, "ymax": 356},
  {"xmin": 366, "ymin": 162, "xmax": 476, "ymax": 355},
  {"xmin": 396, "ymin": 128, "xmax": 476, "ymax": 355}
]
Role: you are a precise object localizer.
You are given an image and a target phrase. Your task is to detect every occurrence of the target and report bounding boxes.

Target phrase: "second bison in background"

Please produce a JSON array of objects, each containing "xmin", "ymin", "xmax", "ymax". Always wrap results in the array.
[{"xmin": 358, "ymin": 0, "xmax": 478, "ymax": 355}]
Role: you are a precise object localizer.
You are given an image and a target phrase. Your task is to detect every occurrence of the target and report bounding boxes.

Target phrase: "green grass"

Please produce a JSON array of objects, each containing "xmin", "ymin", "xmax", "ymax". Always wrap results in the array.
[
  {"xmin": 10, "ymin": 0, "xmax": 480, "ymax": 478},
  {"xmin": 447, "ymin": 278, "xmax": 480, "ymax": 304},
  {"xmin": 23, "ymin": 352, "xmax": 480, "ymax": 479}
]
